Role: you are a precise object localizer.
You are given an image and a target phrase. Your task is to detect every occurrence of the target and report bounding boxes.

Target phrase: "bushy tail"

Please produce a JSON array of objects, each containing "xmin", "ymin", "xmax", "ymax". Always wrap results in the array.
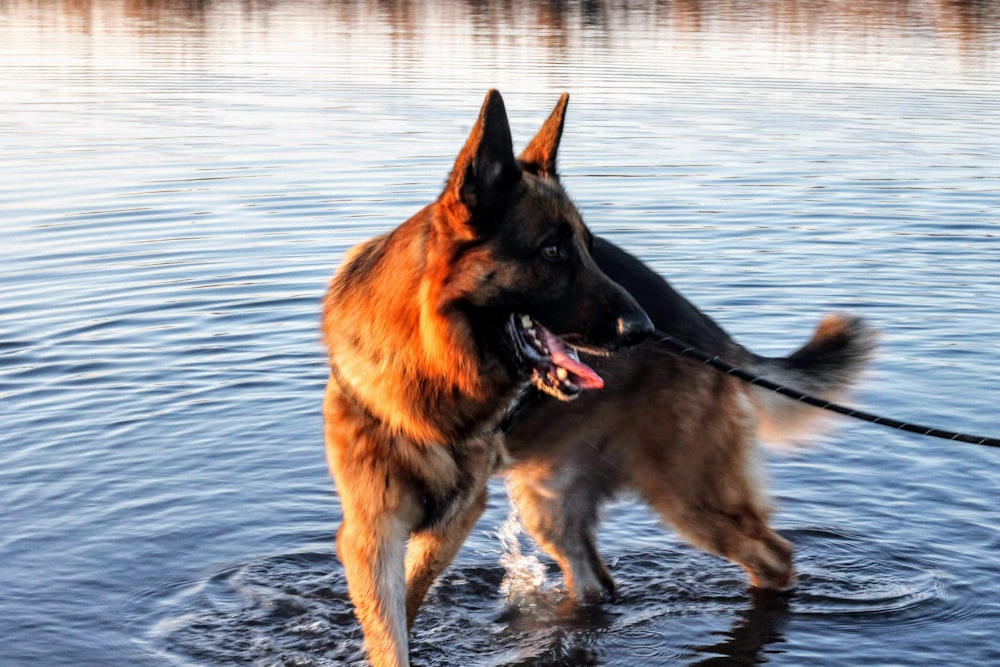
[{"xmin": 744, "ymin": 314, "xmax": 878, "ymax": 447}]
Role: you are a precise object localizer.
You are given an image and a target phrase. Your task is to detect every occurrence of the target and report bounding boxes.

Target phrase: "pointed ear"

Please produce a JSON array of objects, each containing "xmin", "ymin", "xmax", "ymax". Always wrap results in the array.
[
  {"xmin": 442, "ymin": 90, "xmax": 520, "ymax": 223},
  {"xmin": 519, "ymin": 93, "xmax": 569, "ymax": 179}
]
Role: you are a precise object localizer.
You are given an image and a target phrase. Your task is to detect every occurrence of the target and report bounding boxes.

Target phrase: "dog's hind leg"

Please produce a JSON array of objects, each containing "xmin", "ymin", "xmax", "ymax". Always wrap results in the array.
[
  {"xmin": 662, "ymin": 489, "xmax": 796, "ymax": 590},
  {"xmin": 677, "ymin": 504, "xmax": 795, "ymax": 591},
  {"xmin": 642, "ymin": 484, "xmax": 795, "ymax": 590},
  {"xmin": 404, "ymin": 487, "xmax": 488, "ymax": 628},
  {"xmin": 508, "ymin": 464, "xmax": 616, "ymax": 603},
  {"xmin": 730, "ymin": 523, "xmax": 795, "ymax": 591},
  {"xmin": 637, "ymin": 434, "xmax": 795, "ymax": 591}
]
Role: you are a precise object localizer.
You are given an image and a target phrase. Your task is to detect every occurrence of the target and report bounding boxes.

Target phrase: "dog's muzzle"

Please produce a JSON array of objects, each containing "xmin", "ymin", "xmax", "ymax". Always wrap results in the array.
[{"xmin": 507, "ymin": 313, "xmax": 604, "ymax": 401}]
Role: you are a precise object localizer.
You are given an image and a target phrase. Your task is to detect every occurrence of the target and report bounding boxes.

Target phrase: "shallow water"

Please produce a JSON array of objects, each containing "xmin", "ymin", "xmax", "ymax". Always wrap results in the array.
[{"xmin": 2, "ymin": 1, "xmax": 1000, "ymax": 665}]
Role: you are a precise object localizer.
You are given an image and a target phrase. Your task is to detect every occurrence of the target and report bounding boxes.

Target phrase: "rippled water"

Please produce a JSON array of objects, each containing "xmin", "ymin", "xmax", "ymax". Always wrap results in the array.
[{"xmin": 2, "ymin": 1, "xmax": 1000, "ymax": 665}]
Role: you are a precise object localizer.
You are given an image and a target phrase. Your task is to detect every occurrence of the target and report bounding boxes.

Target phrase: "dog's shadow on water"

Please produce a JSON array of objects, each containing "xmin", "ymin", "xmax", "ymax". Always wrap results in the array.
[
  {"xmin": 477, "ymin": 585, "xmax": 790, "ymax": 667},
  {"xmin": 689, "ymin": 590, "xmax": 791, "ymax": 667}
]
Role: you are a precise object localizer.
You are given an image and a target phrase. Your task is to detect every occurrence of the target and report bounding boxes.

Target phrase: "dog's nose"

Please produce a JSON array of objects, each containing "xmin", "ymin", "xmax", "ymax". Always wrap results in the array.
[{"xmin": 617, "ymin": 310, "xmax": 654, "ymax": 346}]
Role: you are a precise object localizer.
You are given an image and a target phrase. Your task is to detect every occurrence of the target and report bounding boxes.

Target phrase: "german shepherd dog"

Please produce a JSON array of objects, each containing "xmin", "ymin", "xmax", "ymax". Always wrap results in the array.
[
  {"xmin": 322, "ymin": 91, "xmax": 652, "ymax": 666},
  {"xmin": 505, "ymin": 236, "xmax": 876, "ymax": 601}
]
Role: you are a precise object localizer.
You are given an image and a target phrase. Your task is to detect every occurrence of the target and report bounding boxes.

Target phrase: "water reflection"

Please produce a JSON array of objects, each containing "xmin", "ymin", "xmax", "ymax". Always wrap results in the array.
[
  {"xmin": 6, "ymin": 0, "xmax": 1000, "ymax": 50},
  {"xmin": 691, "ymin": 590, "xmax": 790, "ymax": 667}
]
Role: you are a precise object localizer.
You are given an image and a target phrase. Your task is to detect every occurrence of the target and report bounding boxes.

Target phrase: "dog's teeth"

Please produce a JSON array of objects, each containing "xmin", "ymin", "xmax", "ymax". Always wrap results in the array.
[
  {"xmin": 520, "ymin": 315, "xmax": 533, "ymax": 330},
  {"xmin": 556, "ymin": 367, "xmax": 568, "ymax": 381}
]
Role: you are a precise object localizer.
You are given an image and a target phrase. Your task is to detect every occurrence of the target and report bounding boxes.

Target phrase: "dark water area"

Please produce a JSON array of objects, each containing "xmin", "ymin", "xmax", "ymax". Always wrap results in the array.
[{"xmin": 2, "ymin": 1, "xmax": 1000, "ymax": 665}]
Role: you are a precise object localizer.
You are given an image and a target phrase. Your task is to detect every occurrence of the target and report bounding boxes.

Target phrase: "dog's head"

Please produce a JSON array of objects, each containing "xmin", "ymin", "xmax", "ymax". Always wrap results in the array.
[{"xmin": 432, "ymin": 90, "xmax": 652, "ymax": 401}]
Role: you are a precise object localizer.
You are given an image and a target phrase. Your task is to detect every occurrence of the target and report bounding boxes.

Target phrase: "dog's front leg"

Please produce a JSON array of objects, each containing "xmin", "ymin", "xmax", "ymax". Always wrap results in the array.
[
  {"xmin": 326, "ymin": 388, "xmax": 420, "ymax": 666},
  {"xmin": 404, "ymin": 486, "xmax": 488, "ymax": 628},
  {"xmin": 404, "ymin": 434, "xmax": 503, "ymax": 627},
  {"xmin": 338, "ymin": 510, "xmax": 412, "ymax": 667}
]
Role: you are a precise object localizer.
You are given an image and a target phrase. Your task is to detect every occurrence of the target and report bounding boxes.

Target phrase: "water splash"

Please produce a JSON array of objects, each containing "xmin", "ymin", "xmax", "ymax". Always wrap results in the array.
[{"xmin": 496, "ymin": 494, "xmax": 556, "ymax": 610}]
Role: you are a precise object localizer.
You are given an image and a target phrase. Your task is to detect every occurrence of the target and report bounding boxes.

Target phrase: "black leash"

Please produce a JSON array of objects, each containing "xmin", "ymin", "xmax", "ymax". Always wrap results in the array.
[{"xmin": 655, "ymin": 333, "xmax": 1000, "ymax": 449}]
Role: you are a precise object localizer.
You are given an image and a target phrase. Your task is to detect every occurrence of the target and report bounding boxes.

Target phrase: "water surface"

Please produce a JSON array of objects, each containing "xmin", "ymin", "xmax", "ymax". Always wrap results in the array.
[{"xmin": 2, "ymin": 1, "xmax": 999, "ymax": 665}]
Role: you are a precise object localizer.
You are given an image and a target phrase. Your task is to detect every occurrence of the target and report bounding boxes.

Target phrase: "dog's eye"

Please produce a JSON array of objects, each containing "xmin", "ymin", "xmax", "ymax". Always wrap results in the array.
[{"xmin": 541, "ymin": 244, "xmax": 562, "ymax": 262}]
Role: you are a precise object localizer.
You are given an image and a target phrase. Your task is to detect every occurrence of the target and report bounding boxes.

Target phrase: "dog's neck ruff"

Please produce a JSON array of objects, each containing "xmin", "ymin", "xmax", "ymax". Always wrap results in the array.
[{"xmin": 327, "ymin": 358, "xmax": 513, "ymax": 447}]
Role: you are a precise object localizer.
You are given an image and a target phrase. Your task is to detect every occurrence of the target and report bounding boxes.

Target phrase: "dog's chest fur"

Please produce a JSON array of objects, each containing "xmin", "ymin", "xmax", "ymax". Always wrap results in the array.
[{"xmin": 324, "ymin": 379, "xmax": 510, "ymax": 531}]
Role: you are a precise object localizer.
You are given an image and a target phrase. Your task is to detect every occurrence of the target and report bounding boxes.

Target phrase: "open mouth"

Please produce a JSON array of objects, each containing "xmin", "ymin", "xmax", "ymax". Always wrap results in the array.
[{"xmin": 507, "ymin": 313, "xmax": 604, "ymax": 401}]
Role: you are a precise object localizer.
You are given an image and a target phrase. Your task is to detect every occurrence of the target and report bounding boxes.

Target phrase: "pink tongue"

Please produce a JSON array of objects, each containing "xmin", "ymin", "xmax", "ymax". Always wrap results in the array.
[{"xmin": 538, "ymin": 328, "xmax": 605, "ymax": 390}]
